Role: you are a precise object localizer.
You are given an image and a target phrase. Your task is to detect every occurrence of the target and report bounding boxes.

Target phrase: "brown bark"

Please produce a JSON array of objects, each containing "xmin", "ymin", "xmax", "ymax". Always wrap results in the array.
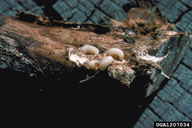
[{"xmin": 0, "ymin": 11, "xmax": 191, "ymax": 96}]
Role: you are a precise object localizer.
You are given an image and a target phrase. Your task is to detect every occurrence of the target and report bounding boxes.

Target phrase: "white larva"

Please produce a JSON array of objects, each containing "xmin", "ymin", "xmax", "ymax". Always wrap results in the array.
[
  {"xmin": 86, "ymin": 60, "xmax": 99, "ymax": 70},
  {"xmin": 107, "ymin": 48, "xmax": 124, "ymax": 61},
  {"xmin": 99, "ymin": 56, "xmax": 114, "ymax": 71},
  {"xmin": 80, "ymin": 44, "xmax": 99, "ymax": 55}
]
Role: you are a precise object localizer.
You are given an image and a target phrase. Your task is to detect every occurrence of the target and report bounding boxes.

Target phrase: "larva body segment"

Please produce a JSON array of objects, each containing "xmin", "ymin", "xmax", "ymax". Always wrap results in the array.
[
  {"xmin": 99, "ymin": 56, "xmax": 114, "ymax": 71},
  {"xmin": 107, "ymin": 48, "xmax": 124, "ymax": 61},
  {"xmin": 80, "ymin": 45, "xmax": 99, "ymax": 55},
  {"xmin": 87, "ymin": 60, "xmax": 99, "ymax": 70}
]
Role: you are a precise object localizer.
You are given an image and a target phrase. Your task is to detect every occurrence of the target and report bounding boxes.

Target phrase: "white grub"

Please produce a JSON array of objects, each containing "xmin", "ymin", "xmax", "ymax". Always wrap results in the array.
[
  {"xmin": 80, "ymin": 44, "xmax": 99, "ymax": 55},
  {"xmin": 107, "ymin": 48, "xmax": 124, "ymax": 61},
  {"xmin": 84, "ymin": 60, "xmax": 99, "ymax": 70},
  {"xmin": 99, "ymin": 56, "xmax": 114, "ymax": 71}
]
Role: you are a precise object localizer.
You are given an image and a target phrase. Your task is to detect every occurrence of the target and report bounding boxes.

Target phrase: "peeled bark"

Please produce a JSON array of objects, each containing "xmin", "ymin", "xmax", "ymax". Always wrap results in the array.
[{"xmin": 0, "ymin": 10, "xmax": 191, "ymax": 96}]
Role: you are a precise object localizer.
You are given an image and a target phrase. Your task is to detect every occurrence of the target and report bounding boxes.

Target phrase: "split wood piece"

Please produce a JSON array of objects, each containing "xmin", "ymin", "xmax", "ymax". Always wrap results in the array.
[{"xmin": 0, "ymin": 10, "xmax": 191, "ymax": 96}]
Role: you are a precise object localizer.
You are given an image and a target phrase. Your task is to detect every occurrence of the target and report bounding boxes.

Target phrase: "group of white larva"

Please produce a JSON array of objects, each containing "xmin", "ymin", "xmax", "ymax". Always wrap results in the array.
[{"xmin": 79, "ymin": 44, "xmax": 124, "ymax": 71}]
